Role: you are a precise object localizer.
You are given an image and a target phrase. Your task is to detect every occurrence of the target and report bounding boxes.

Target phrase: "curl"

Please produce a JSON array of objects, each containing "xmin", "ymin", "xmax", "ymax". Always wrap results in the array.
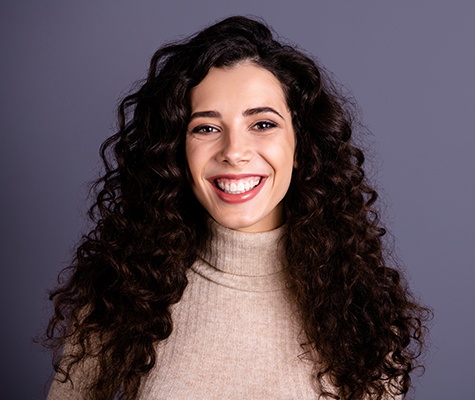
[{"xmin": 43, "ymin": 16, "xmax": 431, "ymax": 399}]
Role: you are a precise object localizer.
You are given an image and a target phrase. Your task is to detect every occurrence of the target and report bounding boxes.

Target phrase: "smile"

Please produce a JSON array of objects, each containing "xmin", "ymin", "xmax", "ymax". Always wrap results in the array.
[
  {"xmin": 208, "ymin": 174, "xmax": 267, "ymax": 204},
  {"xmin": 215, "ymin": 176, "xmax": 262, "ymax": 194}
]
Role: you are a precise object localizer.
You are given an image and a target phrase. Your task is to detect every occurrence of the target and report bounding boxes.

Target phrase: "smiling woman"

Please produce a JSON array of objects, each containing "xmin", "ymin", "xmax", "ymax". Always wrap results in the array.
[
  {"xmin": 44, "ymin": 16, "xmax": 430, "ymax": 400},
  {"xmin": 186, "ymin": 62, "xmax": 296, "ymax": 232}
]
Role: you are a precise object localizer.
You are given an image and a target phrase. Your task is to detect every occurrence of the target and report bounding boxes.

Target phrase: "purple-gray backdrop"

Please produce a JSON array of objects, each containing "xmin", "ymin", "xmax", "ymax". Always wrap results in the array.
[{"xmin": 1, "ymin": 1, "xmax": 474, "ymax": 399}]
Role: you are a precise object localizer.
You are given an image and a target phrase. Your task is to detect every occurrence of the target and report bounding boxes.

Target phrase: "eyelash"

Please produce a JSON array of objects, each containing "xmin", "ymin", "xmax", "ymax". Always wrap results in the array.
[
  {"xmin": 253, "ymin": 120, "xmax": 277, "ymax": 130},
  {"xmin": 191, "ymin": 125, "xmax": 219, "ymax": 134},
  {"xmin": 190, "ymin": 120, "xmax": 278, "ymax": 134}
]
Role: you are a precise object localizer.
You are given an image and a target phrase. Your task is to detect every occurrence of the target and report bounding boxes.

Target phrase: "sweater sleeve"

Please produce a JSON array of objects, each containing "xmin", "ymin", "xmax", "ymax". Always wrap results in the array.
[
  {"xmin": 47, "ymin": 340, "xmax": 98, "ymax": 400},
  {"xmin": 47, "ymin": 373, "xmax": 85, "ymax": 400}
]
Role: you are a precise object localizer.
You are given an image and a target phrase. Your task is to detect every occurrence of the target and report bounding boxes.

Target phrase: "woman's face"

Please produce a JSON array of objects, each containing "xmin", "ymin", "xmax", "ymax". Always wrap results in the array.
[{"xmin": 185, "ymin": 62, "xmax": 296, "ymax": 232}]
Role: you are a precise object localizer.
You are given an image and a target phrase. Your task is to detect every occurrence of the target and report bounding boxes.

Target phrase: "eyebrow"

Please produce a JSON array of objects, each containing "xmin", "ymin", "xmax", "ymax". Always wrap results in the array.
[
  {"xmin": 189, "ymin": 110, "xmax": 221, "ymax": 121},
  {"xmin": 189, "ymin": 107, "xmax": 284, "ymax": 121},
  {"xmin": 243, "ymin": 107, "xmax": 284, "ymax": 119}
]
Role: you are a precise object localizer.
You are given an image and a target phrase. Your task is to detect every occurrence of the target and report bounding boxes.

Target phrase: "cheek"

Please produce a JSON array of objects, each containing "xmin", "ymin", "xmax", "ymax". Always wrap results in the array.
[
  {"xmin": 282, "ymin": 140, "xmax": 297, "ymax": 189},
  {"xmin": 278, "ymin": 138, "xmax": 297, "ymax": 172},
  {"xmin": 185, "ymin": 143, "xmax": 200, "ymax": 184},
  {"xmin": 265, "ymin": 142, "xmax": 295, "ymax": 194}
]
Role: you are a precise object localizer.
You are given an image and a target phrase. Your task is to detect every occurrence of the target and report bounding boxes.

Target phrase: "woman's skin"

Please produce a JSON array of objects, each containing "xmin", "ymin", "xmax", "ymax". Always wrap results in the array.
[{"xmin": 186, "ymin": 61, "xmax": 296, "ymax": 233}]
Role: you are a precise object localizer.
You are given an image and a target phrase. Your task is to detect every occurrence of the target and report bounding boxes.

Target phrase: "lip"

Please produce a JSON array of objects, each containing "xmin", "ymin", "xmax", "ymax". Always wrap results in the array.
[{"xmin": 207, "ymin": 174, "xmax": 267, "ymax": 204}]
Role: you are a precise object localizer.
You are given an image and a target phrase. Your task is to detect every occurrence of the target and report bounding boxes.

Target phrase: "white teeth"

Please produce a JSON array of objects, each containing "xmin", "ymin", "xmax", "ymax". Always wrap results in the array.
[{"xmin": 216, "ymin": 177, "xmax": 261, "ymax": 194}]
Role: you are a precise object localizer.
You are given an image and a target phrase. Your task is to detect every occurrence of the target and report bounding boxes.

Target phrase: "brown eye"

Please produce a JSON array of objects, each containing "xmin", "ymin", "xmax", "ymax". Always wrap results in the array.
[
  {"xmin": 192, "ymin": 125, "xmax": 219, "ymax": 134},
  {"xmin": 253, "ymin": 121, "xmax": 277, "ymax": 130}
]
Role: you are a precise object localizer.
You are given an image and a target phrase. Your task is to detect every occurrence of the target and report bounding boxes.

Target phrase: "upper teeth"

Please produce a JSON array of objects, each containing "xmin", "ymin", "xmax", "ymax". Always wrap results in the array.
[{"xmin": 216, "ymin": 177, "xmax": 261, "ymax": 194}]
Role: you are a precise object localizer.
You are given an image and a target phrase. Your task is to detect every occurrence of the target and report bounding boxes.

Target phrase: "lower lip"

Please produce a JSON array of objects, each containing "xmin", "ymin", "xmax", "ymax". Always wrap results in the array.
[{"xmin": 212, "ymin": 178, "xmax": 266, "ymax": 204}]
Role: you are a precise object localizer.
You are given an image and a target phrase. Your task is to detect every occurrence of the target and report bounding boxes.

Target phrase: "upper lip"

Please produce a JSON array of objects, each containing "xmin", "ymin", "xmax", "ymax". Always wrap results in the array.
[{"xmin": 207, "ymin": 173, "xmax": 266, "ymax": 182}]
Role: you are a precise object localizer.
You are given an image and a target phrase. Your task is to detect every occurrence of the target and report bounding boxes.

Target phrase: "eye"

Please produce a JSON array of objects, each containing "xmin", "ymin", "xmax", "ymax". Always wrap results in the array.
[
  {"xmin": 253, "ymin": 120, "xmax": 278, "ymax": 130},
  {"xmin": 191, "ymin": 125, "xmax": 220, "ymax": 134}
]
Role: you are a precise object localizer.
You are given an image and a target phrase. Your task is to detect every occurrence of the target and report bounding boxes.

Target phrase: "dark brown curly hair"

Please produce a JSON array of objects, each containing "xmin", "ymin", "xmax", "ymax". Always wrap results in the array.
[{"xmin": 45, "ymin": 15, "xmax": 430, "ymax": 400}]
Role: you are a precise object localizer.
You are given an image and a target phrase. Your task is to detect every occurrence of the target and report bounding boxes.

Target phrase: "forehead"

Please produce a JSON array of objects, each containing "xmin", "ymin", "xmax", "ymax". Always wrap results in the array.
[{"xmin": 190, "ymin": 62, "xmax": 288, "ymax": 111}]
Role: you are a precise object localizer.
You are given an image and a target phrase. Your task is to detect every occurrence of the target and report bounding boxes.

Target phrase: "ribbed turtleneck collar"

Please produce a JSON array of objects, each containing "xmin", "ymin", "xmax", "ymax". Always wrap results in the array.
[{"xmin": 192, "ymin": 219, "xmax": 287, "ymax": 292}]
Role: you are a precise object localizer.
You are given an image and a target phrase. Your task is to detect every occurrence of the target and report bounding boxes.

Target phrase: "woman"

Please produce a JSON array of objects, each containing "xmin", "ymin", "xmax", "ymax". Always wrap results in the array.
[{"xmin": 45, "ymin": 16, "xmax": 430, "ymax": 399}]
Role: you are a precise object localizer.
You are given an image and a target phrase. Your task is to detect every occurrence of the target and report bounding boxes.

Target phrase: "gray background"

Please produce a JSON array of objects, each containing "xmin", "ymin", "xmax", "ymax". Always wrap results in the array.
[{"xmin": 1, "ymin": 1, "xmax": 474, "ymax": 399}]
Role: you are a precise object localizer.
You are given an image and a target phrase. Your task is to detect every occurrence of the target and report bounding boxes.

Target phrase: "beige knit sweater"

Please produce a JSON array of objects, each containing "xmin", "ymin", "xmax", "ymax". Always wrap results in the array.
[{"xmin": 48, "ymin": 221, "xmax": 320, "ymax": 399}]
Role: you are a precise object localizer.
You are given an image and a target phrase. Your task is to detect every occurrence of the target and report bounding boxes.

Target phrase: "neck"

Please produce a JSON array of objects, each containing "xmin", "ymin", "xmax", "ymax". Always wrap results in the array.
[{"xmin": 193, "ymin": 219, "xmax": 288, "ymax": 292}]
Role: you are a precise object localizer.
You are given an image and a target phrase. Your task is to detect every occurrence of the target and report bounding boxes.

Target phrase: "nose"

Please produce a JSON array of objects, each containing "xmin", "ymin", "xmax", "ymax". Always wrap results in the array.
[{"xmin": 217, "ymin": 128, "xmax": 252, "ymax": 165}]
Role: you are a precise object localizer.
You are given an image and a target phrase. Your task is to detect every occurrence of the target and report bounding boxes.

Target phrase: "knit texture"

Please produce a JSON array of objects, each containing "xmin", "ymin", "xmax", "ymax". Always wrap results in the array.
[
  {"xmin": 47, "ymin": 221, "xmax": 319, "ymax": 399},
  {"xmin": 137, "ymin": 220, "xmax": 318, "ymax": 399}
]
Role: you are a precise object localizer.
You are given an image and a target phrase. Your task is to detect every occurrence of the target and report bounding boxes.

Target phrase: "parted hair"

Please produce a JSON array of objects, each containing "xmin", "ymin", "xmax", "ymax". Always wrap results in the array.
[{"xmin": 45, "ymin": 16, "xmax": 430, "ymax": 400}]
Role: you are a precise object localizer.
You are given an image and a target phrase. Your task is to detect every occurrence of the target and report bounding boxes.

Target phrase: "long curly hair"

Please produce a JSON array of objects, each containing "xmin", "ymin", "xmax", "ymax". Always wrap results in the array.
[{"xmin": 45, "ymin": 16, "xmax": 430, "ymax": 399}]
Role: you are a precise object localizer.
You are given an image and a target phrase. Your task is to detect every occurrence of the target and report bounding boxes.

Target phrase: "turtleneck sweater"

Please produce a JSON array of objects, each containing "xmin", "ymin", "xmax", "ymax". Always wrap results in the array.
[
  {"xmin": 136, "ymin": 221, "xmax": 319, "ymax": 399},
  {"xmin": 47, "ymin": 221, "xmax": 320, "ymax": 399}
]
